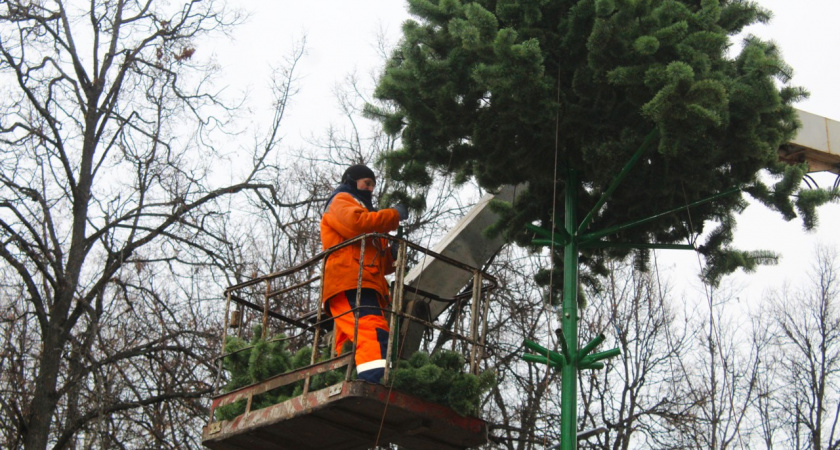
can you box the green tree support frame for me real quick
[521,132,738,450]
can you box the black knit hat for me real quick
[342,164,376,184]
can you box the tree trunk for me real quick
[24,314,67,450]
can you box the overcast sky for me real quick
[212,0,840,305]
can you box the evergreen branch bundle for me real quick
[215,326,343,421]
[371,0,835,288]
[389,350,496,416]
[215,326,493,420]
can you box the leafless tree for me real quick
[577,259,692,450]
[766,245,840,450]
[0,1,307,448]
[752,309,783,449]
[479,247,563,450]
[659,278,770,449]
[6,2,807,449]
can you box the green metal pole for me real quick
[561,169,579,450]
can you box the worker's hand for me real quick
[393,204,409,221]
[390,242,399,261]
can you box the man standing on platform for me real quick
[320,164,408,383]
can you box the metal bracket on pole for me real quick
[527,223,571,248]
[580,241,695,251]
[522,339,566,369]
[579,348,621,370]
[555,328,572,365]
[578,187,741,245]
[577,334,605,362]
[522,334,619,372]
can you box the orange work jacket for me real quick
[320,192,400,304]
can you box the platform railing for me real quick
[207,234,497,422]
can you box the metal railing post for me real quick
[211,291,234,415]
[305,257,330,394]
[384,238,407,384]
[469,270,482,375]
[261,281,270,339]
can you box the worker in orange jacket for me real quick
[321,164,408,383]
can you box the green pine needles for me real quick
[215,326,343,421]
[370,0,838,287]
[390,350,496,416]
[215,326,493,420]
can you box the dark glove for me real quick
[390,242,399,261]
[393,204,409,221]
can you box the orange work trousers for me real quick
[327,289,389,382]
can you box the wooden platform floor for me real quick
[202,380,487,450]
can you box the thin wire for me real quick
[652,249,683,375]
[678,183,717,375]
[649,187,710,438]
[547,60,564,340]
[679,182,714,307]
[540,61,564,449]
[654,246,707,440]
[681,181,730,446]
[374,173,457,448]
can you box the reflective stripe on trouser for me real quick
[327,289,389,382]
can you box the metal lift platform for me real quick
[202,234,496,450]
[202,378,487,450]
